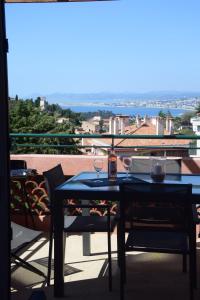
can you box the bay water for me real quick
[62,105,187,117]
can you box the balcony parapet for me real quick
[10,154,200,175]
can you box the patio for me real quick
[11,231,200,300]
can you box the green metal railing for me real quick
[9,133,199,152]
[10,133,198,139]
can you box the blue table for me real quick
[54,172,200,297]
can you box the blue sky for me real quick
[5,0,200,97]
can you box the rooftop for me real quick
[82,122,190,151]
[10,152,200,299]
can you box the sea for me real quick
[61,105,188,117]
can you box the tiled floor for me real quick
[11,233,200,300]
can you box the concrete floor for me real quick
[11,233,200,300]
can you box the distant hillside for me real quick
[43,91,200,105]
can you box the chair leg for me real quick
[107,230,112,291]
[117,224,126,282]
[12,254,46,278]
[120,265,125,300]
[47,223,53,286]
[189,257,194,300]
[189,242,194,300]
[117,223,120,267]
[63,232,67,263]
[182,254,187,273]
[193,247,197,289]
[119,233,125,300]
[118,214,126,300]
[47,231,66,287]
[192,228,197,289]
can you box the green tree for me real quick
[195,102,200,114]
[158,110,166,118]
[9,97,81,154]
[35,97,41,107]
[166,110,172,117]
[180,111,195,126]
[173,111,195,133]
[99,119,104,133]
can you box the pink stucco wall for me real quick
[10,154,200,175]
[10,154,124,175]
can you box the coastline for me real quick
[61,104,190,117]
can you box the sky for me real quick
[5,0,200,97]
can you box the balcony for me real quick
[10,133,200,300]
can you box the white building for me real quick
[190,115,200,156]
[81,120,100,133]
[40,97,47,111]
[56,117,69,124]
[109,115,129,134]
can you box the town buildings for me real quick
[80,114,191,157]
[190,115,200,156]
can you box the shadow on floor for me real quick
[11,250,200,300]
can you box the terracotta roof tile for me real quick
[82,122,190,149]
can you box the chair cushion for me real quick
[64,216,116,232]
[125,229,189,252]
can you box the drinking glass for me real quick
[93,158,103,179]
[122,157,132,180]
[150,157,166,182]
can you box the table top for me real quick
[55,172,200,203]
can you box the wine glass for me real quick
[122,157,132,180]
[93,158,103,180]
